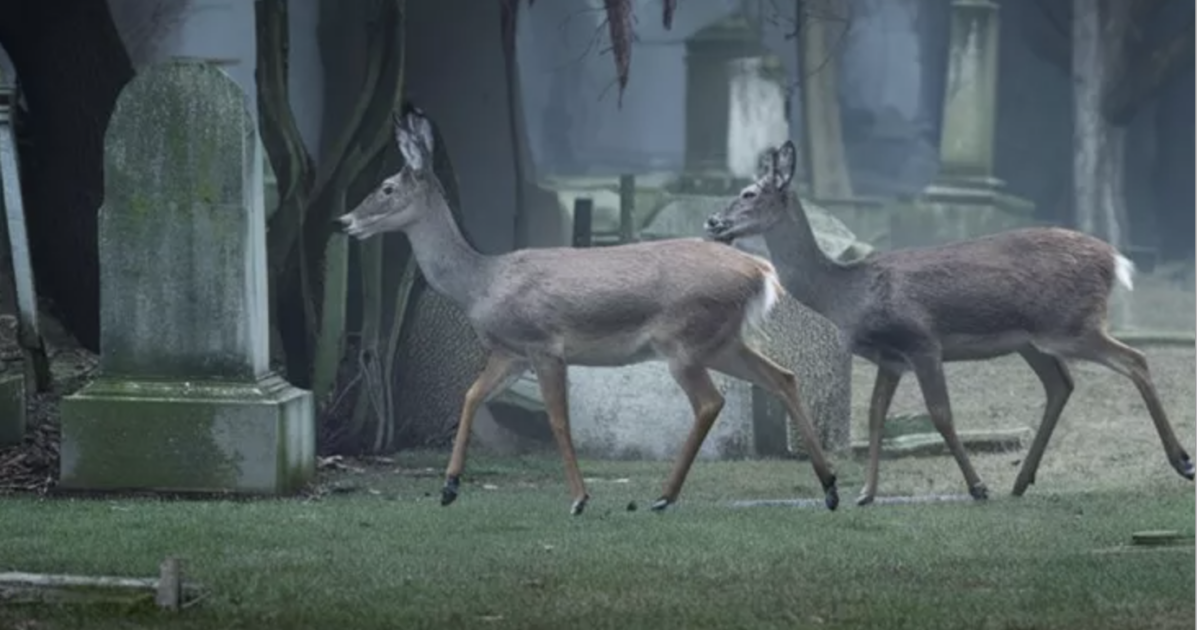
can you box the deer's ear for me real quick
[755,148,775,180]
[773,141,797,189]
[410,110,435,156]
[394,109,431,171]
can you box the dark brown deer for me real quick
[334,106,839,515]
[705,140,1194,505]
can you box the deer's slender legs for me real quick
[1012,345,1075,496]
[443,352,529,506]
[1072,331,1194,481]
[529,355,591,515]
[650,362,725,511]
[908,352,988,500]
[857,367,902,506]
[707,342,839,510]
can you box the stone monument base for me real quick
[59,374,313,495]
[0,370,25,445]
[567,362,758,461]
[891,181,1039,250]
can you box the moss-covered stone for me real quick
[0,369,25,446]
[59,374,313,495]
[63,61,313,495]
[98,60,270,382]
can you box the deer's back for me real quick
[472,239,774,364]
[854,228,1118,357]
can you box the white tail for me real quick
[705,139,1195,505]
[1114,253,1135,291]
[334,107,839,515]
[740,265,782,343]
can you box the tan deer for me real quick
[705,140,1194,506]
[334,106,839,515]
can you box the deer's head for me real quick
[335,104,436,240]
[705,140,796,244]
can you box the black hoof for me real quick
[855,492,874,507]
[1177,453,1194,481]
[441,475,460,506]
[650,497,673,512]
[822,475,839,511]
[969,483,989,501]
[570,495,589,516]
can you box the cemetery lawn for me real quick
[0,450,1193,630]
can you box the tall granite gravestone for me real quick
[59,61,314,494]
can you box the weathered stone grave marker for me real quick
[59,60,314,494]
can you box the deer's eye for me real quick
[382,184,395,195]
[740,190,757,200]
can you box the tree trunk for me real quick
[797,0,854,199]
[1074,0,1140,247]
[1074,0,1135,327]
[1071,0,1103,238]
[0,0,135,351]
[500,0,528,249]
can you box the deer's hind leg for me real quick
[529,355,591,516]
[651,361,725,511]
[706,342,839,511]
[1068,331,1194,482]
[443,352,529,506]
[1012,345,1075,496]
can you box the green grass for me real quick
[0,451,1194,630]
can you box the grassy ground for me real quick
[0,345,1194,629]
[0,453,1194,628]
[0,457,1193,630]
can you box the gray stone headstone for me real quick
[60,61,313,495]
[98,61,268,380]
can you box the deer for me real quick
[333,106,840,516]
[704,140,1195,507]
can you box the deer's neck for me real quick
[404,195,491,309]
[763,198,863,325]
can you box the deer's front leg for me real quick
[652,361,725,511]
[857,367,901,506]
[1012,346,1074,496]
[443,353,528,507]
[530,355,590,515]
[909,351,988,500]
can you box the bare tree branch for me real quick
[1023,0,1071,74]
[604,0,634,107]
[1104,24,1195,125]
